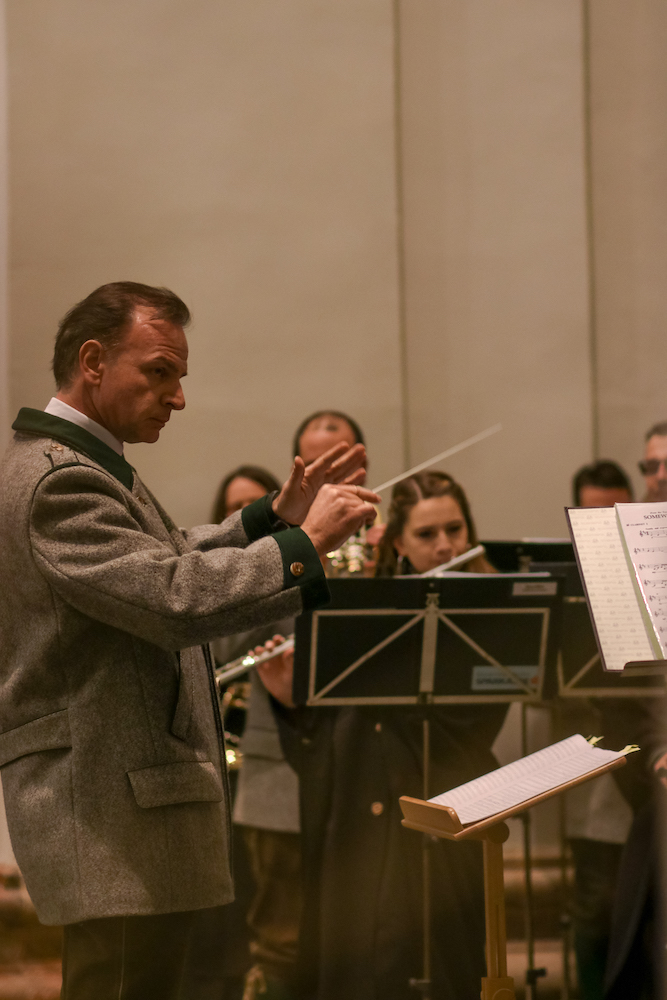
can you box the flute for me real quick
[216,634,295,688]
[419,544,486,577]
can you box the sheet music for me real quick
[429,735,625,825]
[616,502,667,658]
[567,506,654,671]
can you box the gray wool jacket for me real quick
[0,409,328,926]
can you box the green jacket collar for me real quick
[12,408,135,491]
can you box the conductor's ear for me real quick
[79,340,105,386]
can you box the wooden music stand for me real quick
[399,753,629,1000]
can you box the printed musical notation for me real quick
[616,502,667,659]
[567,507,654,672]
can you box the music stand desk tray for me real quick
[399,756,626,842]
[293,576,562,707]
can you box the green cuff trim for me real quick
[274,528,330,612]
[241,494,281,541]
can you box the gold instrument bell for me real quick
[326,526,376,577]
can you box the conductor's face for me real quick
[86,307,188,444]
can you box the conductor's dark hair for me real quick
[375,471,492,577]
[52,282,191,389]
[292,410,365,458]
[212,465,281,523]
[572,460,633,505]
[645,421,667,441]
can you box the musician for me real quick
[292,410,365,468]
[212,465,281,522]
[197,464,288,1000]
[572,460,633,507]
[603,699,666,999]
[556,461,636,1000]
[233,411,367,1000]
[260,472,507,1000]
[0,282,378,1000]
[640,421,667,502]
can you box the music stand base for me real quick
[408,977,431,997]
[481,976,515,1000]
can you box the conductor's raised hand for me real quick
[301,483,379,557]
[272,442,368,525]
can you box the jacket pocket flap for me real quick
[0,710,71,767]
[127,760,223,809]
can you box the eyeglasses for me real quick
[638,459,667,475]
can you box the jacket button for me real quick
[137,496,148,506]
[375,722,382,733]
[51,443,64,452]
[290,561,305,577]
[371,801,384,816]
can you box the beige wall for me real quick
[0,0,15,869]
[7,0,404,526]
[5,1,666,539]
[0,0,7,453]
[397,0,591,537]
[588,0,667,500]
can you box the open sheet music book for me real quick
[429,735,630,826]
[567,502,667,672]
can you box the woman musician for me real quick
[258,471,507,1000]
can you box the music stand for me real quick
[293,575,563,1000]
[294,576,562,708]
[481,540,575,574]
[530,562,666,699]
[399,749,629,1000]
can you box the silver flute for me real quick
[215,635,295,688]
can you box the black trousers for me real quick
[61,907,227,1000]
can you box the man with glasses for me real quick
[639,421,667,501]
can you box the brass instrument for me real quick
[219,680,250,770]
[325,526,376,577]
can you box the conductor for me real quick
[0,282,378,1000]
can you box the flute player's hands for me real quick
[253,634,295,708]
[272,442,368,525]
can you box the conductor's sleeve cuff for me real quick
[241,493,283,541]
[273,527,330,612]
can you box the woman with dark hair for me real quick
[209,462,298,1000]
[375,470,494,576]
[212,465,281,523]
[262,472,507,1000]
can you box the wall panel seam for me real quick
[392,0,411,470]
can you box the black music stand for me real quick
[481,539,575,574]
[294,576,562,707]
[530,562,666,699]
[293,575,563,1000]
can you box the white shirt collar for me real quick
[44,398,124,456]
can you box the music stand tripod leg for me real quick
[410,716,432,999]
[480,824,515,1000]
